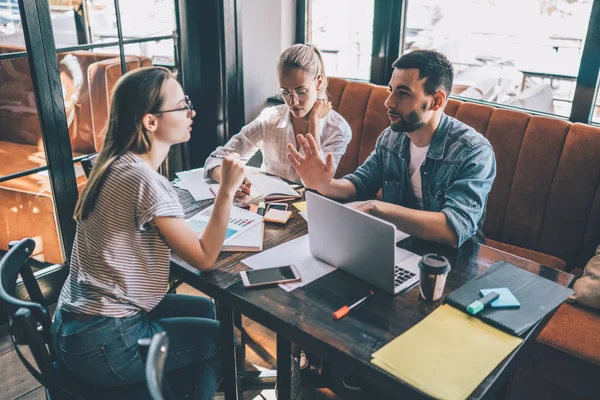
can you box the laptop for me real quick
[306,191,421,294]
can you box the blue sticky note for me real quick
[480,288,520,308]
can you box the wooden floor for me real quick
[1,284,340,400]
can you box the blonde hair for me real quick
[74,66,176,221]
[277,43,328,97]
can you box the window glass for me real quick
[404,0,593,117]
[118,0,176,38]
[593,86,600,123]
[0,58,44,177]
[48,0,118,48]
[0,55,74,265]
[308,0,374,81]
[0,0,25,47]
[124,38,175,67]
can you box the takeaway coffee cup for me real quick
[418,254,451,301]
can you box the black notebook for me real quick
[445,261,573,336]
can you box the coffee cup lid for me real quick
[418,254,451,274]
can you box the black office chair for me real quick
[0,238,150,400]
[138,332,173,400]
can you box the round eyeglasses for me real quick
[279,88,309,102]
[155,95,194,114]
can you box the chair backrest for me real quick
[81,153,99,178]
[138,332,173,400]
[0,238,61,394]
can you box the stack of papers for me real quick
[371,305,523,400]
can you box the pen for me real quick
[257,201,266,216]
[466,291,500,315]
[333,290,375,320]
[211,155,249,161]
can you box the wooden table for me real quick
[171,190,574,400]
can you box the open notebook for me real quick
[210,174,301,206]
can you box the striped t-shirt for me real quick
[58,153,184,317]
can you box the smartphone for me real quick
[267,203,289,212]
[240,265,301,288]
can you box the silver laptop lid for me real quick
[306,191,397,294]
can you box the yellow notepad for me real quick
[292,201,307,211]
[371,305,523,400]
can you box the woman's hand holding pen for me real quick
[236,177,252,199]
[220,154,246,198]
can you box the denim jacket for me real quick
[344,113,496,247]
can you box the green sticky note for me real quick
[480,288,520,308]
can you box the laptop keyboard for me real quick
[394,265,416,288]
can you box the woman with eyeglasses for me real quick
[205,43,352,195]
[51,67,246,399]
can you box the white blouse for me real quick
[204,104,352,183]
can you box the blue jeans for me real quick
[51,294,221,400]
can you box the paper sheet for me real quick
[371,305,523,400]
[176,168,215,201]
[242,235,336,292]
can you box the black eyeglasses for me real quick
[155,95,194,114]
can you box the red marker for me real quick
[333,290,375,320]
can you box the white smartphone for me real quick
[267,202,289,211]
[240,265,301,288]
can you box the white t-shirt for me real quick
[409,141,430,209]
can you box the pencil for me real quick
[211,155,249,161]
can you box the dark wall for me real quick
[178,0,244,168]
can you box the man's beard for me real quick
[390,100,429,133]
[390,111,426,133]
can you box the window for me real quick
[593,84,600,123]
[0,0,180,271]
[403,0,593,117]
[307,0,375,81]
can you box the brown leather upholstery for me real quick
[537,303,600,366]
[486,239,566,271]
[327,77,600,273]
[88,56,153,151]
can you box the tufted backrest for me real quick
[327,77,600,271]
[88,56,153,151]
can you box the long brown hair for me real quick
[277,43,328,97]
[74,66,175,221]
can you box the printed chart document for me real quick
[242,235,336,292]
[186,205,262,245]
[176,168,214,201]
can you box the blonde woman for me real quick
[205,43,352,196]
[51,67,246,400]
